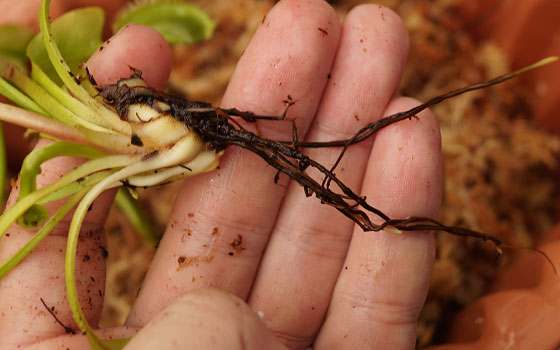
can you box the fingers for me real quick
[0,0,123,31]
[125,288,285,350]
[247,5,409,348]
[0,25,172,348]
[315,97,442,349]
[22,290,286,350]
[17,327,138,350]
[0,0,66,29]
[127,0,341,327]
[87,24,173,90]
[0,140,114,347]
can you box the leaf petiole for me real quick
[30,62,115,132]
[115,188,158,247]
[0,154,141,238]
[0,179,104,279]
[38,0,130,135]
[18,141,107,200]
[0,74,46,115]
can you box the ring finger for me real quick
[127,0,342,327]
[248,5,409,348]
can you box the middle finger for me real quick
[127,0,341,327]
[248,5,409,348]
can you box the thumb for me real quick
[86,23,173,91]
[125,288,285,350]
[0,23,172,348]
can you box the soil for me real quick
[99,0,560,347]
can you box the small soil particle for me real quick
[230,234,245,252]
[98,245,108,259]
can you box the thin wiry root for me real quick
[98,61,559,273]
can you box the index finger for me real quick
[127,0,342,326]
[0,24,172,348]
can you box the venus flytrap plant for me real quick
[115,189,158,247]
[27,6,104,84]
[0,122,4,203]
[37,8,132,137]
[0,172,110,279]
[0,0,557,349]
[15,142,106,228]
[0,1,218,347]
[0,25,35,203]
[0,25,34,72]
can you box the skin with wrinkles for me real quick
[0,1,442,349]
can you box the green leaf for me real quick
[27,7,104,84]
[0,25,34,71]
[18,141,106,202]
[38,170,113,205]
[0,26,34,58]
[113,1,215,44]
[0,75,48,116]
[116,188,158,247]
[0,153,138,239]
[0,122,5,205]
[36,1,131,135]
[29,61,115,132]
[0,186,90,279]
[13,141,106,230]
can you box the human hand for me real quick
[0,0,442,349]
[0,0,127,166]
